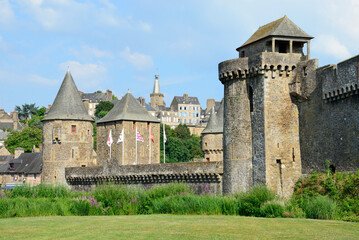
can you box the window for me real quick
[180,119,182,124]
[180,106,182,110]
[193,113,195,117]
[71,125,76,133]
[196,113,199,117]
[34,174,37,180]
[189,119,191,124]
[240,51,245,57]
[184,106,187,110]
[72,149,75,158]
[184,119,187,124]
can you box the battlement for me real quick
[320,55,359,101]
[219,52,302,83]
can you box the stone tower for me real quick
[219,16,313,197]
[97,92,160,166]
[202,101,224,162]
[150,73,165,109]
[42,70,96,184]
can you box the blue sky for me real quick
[1,0,359,113]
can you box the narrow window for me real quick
[206,158,210,162]
[72,149,75,158]
[292,148,295,162]
[71,125,76,133]
[241,51,245,57]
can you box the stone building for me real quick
[202,101,223,162]
[219,15,359,198]
[170,94,201,125]
[80,89,113,117]
[42,70,97,184]
[0,109,20,131]
[0,148,42,187]
[149,73,165,110]
[97,92,160,166]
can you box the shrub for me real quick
[236,185,276,217]
[302,195,337,220]
[10,184,73,199]
[260,201,284,218]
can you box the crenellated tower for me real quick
[42,70,96,184]
[219,16,316,197]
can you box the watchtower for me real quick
[219,16,314,197]
[42,70,96,184]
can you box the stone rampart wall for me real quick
[66,161,223,194]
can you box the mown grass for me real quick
[0,215,358,240]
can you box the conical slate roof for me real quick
[97,92,160,123]
[202,101,224,134]
[238,15,313,50]
[152,73,161,94]
[42,71,93,121]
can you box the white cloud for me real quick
[59,61,107,90]
[120,47,154,71]
[27,74,58,85]
[313,35,351,60]
[14,0,152,32]
[71,45,113,59]
[0,0,15,26]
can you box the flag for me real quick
[136,130,144,142]
[150,128,154,143]
[107,130,113,147]
[117,128,124,143]
[163,124,167,143]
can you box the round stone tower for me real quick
[42,70,96,184]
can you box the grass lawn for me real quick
[0,215,358,240]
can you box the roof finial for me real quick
[127,89,130,93]
[67,66,70,73]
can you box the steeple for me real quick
[153,73,161,94]
[43,71,93,121]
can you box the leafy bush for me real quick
[260,201,284,218]
[301,195,337,220]
[10,184,74,199]
[236,185,276,217]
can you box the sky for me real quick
[1,0,359,113]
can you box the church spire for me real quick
[152,73,161,94]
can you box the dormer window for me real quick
[9,163,14,170]
[241,51,245,57]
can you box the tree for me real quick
[95,101,114,118]
[4,127,42,153]
[160,124,203,163]
[15,103,39,120]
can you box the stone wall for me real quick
[298,55,359,174]
[66,161,223,194]
[97,120,160,166]
[42,120,96,184]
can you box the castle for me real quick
[40,16,359,197]
[219,16,359,197]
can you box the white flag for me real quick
[117,128,124,143]
[163,124,167,143]
[107,130,113,147]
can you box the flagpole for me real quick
[163,124,166,164]
[135,126,137,165]
[149,125,151,164]
[122,128,125,165]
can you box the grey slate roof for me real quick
[239,15,313,49]
[97,92,160,123]
[202,101,224,134]
[0,155,14,164]
[0,123,13,131]
[0,130,10,141]
[0,152,42,174]
[42,71,93,122]
[173,96,200,105]
[81,92,109,103]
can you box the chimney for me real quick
[206,99,215,113]
[14,147,24,158]
[184,93,189,101]
[0,109,5,115]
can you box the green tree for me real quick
[112,94,119,100]
[36,107,46,117]
[4,127,42,153]
[95,101,114,118]
[15,103,39,120]
[174,124,191,139]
